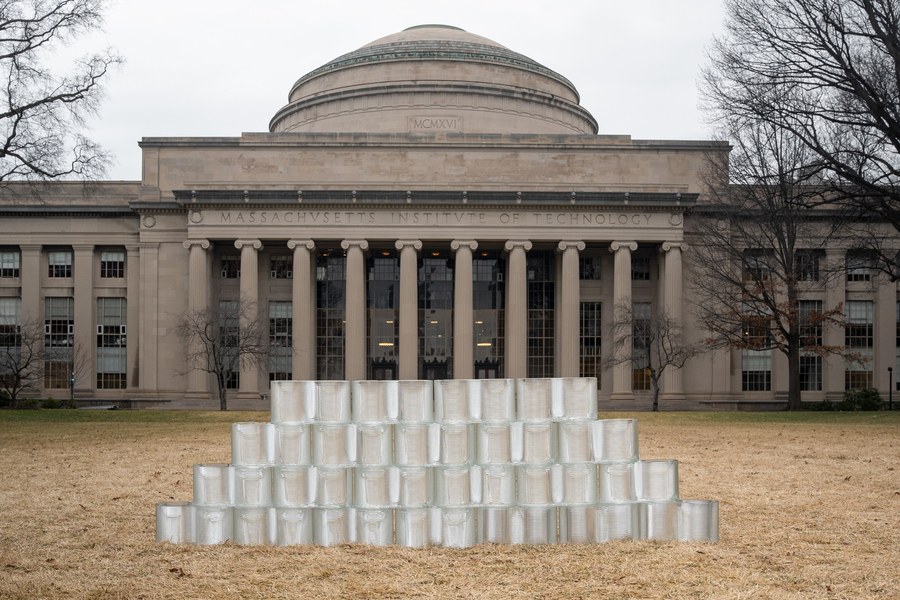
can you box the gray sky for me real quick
[70,0,726,181]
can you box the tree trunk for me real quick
[785,333,803,411]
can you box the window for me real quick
[631,257,650,281]
[367,256,398,380]
[0,251,19,278]
[845,300,874,389]
[317,256,346,380]
[794,250,821,282]
[579,256,601,280]
[0,298,21,388]
[632,302,651,391]
[580,302,601,386]
[220,300,240,389]
[48,251,72,278]
[798,300,822,391]
[221,256,240,278]
[44,297,74,389]
[526,252,554,378]
[100,252,124,278]
[270,255,293,279]
[474,253,505,379]
[418,255,453,380]
[269,301,292,381]
[97,298,126,389]
[743,249,771,282]
[846,250,873,282]
[742,301,771,391]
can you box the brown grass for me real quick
[1,411,899,599]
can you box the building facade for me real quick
[0,25,897,409]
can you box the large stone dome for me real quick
[269,25,598,135]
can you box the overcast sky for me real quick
[67,0,726,181]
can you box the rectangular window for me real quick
[795,250,821,282]
[317,256,346,380]
[0,251,20,278]
[100,252,125,279]
[580,302,601,387]
[742,351,772,391]
[526,252,554,378]
[632,302,651,390]
[798,300,822,391]
[0,298,21,388]
[743,249,771,282]
[845,300,874,389]
[473,253,505,379]
[48,251,72,278]
[846,250,873,282]
[367,256,398,381]
[221,256,240,279]
[579,256,601,280]
[97,298,126,389]
[44,297,74,389]
[631,257,651,281]
[220,300,240,389]
[418,255,453,380]
[270,255,293,279]
[269,301,292,381]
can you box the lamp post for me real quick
[889,367,893,411]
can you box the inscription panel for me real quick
[408,115,463,133]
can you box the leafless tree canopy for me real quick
[0,316,43,400]
[0,0,121,185]
[703,0,900,278]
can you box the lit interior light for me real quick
[382,252,390,256]
[430,320,438,324]
[431,252,439,256]
[475,321,483,324]
[386,320,394,324]
[477,342,492,347]
[378,342,394,347]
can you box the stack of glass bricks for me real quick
[156,378,718,546]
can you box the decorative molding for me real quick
[661,242,687,253]
[182,239,211,250]
[394,240,423,251]
[141,215,156,229]
[188,209,204,224]
[234,239,263,251]
[557,240,586,253]
[668,213,684,227]
[287,239,316,251]
[450,240,478,252]
[341,239,369,252]
[609,241,638,253]
[504,240,532,253]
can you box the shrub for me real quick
[61,398,77,409]
[841,388,885,411]
[21,398,40,410]
[42,397,61,409]
[0,389,10,408]
[804,399,835,411]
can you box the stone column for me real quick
[660,242,686,401]
[452,240,478,379]
[342,240,368,381]
[823,248,846,399]
[609,241,637,402]
[557,241,585,377]
[139,243,159,395]
[505,240,532,379]
[875,274,896,394]
[288,240,316,380]
[72,244,94,397]
[235,239,263,400]
[125,245,140,392]
[19,245,42,323]
[183,239,211,400]
[396,240,422,380]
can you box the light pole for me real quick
[889,367,893,411]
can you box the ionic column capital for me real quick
[504,240,532,253]
[18,244,42,253]
[234,239,263,251]
[287,239,316,251]
[451,240,478,252]
[660,242,687,253]
[557,240,586,253]
[395,240,423,251]
[609,241,638,253]
[341,239,369,252]
[182,239,210,250]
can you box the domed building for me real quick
[0,26,893,410]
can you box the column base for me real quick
[658,392,686,403]
[608,391,635,402]
[235,391,262,401]
[184,390,211,401]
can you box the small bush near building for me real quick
[0,390,10,408]
[21,398,40,410]
[42,397,61,409]
[805,389,886,411]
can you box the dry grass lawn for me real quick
[0,410,898,599]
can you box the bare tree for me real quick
[603,302,707,412]
[0,316,43,401]
[702,0,900,279]
[0,0,122,188]
[43,336,91,405]
[689,118,850,410]
[172,296,270,411]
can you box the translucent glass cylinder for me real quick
[396,507,432,547]
[355,466,395,508]
[356,508,394,546]
[234,507,273,545]
[558,377,598,420]
[516,378,553,421]
[352,380,398,423]
[520,421,557,464]
[561,463,598,505]
[156,502,194,544]
[275,507,313,546]
[312,424,353,467]
[477,422,512,465]
[356,424,393,466]
[434,379,477,422]
[678,500,719,542]
[480,465,516,506]
[439,423,475,465]
[314,466,353,507]
[439,507,477,548]
[273,466,313,507]
[193,464,234,507]
[270,380,316,424]
[194,506,233,545]
[435,466,474,507]
[396,467,434,507]
[479,379,515,421]
[517,465,554,507]
[558,420,594,463]
[315,381,351,423]
[559,505,597,544]
[233,466,272,507]
[635,460,679,501]
[232,422,273,466]
[593,419,638,463]
[274,424,311,466]
[397,380,433,423]
[478,507,511,544]
[641,501,679,541]
[599,463,636,503]
[597,502,641,542]
[395,423,431,466]
[510,506,557,545]
[314,508,351,546]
